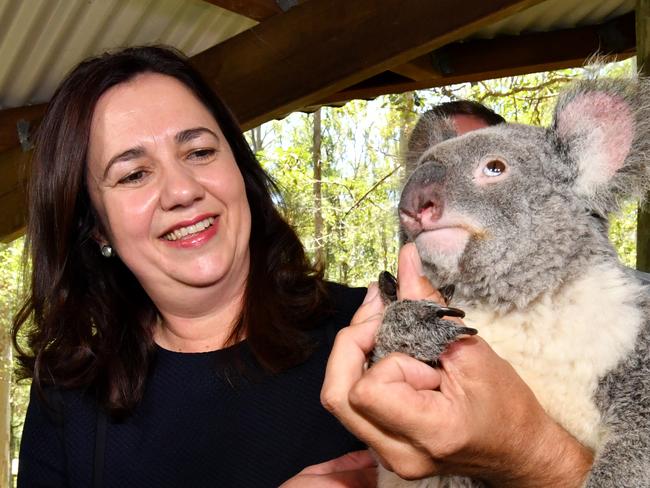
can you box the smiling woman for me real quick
[12,46,372,487]
[86,73,253,349]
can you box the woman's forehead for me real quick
[88,73,222,159]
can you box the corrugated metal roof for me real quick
[0,0,256,109]
[473,0,634,38]
[0,0,638,111]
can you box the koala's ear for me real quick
[551,78,650,214]
[404,110,457,173]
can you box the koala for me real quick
[373,77,650,487]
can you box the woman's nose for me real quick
[159,162,205,210]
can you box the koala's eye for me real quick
[482,160,506,177]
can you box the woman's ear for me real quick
[92,228,114,257]
[404,111,457,173]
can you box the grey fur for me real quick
[372,299,476,364]
[588,309,650,486]
[374,77,650,487]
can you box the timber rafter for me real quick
[0,0,639,240]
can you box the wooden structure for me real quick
[637,0,650,270]
[0,0,641,244]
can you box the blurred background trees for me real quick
[251,59,637,284]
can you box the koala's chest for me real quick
[459,267,643,450]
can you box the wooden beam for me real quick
[0,104,45,153]
[318,13,636,103]
[191,0,546,130]
[201,0,282,21]
[391,56,439,82]
[636,0,650,271]
[0,146,29,242]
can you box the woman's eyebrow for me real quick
[175,127,219,144]
[103,146,145,179]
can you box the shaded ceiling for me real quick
[0,0,639,240]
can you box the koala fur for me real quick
[375,77,650,487]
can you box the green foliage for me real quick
[610,201,638,267]
[0,238,30,479]
[252,59,638,282]
[256,100,406,285]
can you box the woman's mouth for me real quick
[162,216,216,241]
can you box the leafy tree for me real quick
[0,238,29,486]
[252,60,638,284]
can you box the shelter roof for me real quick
[0,0,638,240]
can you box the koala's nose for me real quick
[398,162,446,237]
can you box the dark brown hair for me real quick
[13,46,328,415]
[428,100,505,126]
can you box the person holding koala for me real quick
[323,80,650,487]
[323,100,594,486]
[322,245,594,487]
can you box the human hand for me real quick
[321,243,455,478]
[279,450,377,487]
[322,243,593,486]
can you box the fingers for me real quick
[440,335,496,380]
[321,283,386,434]
[397,244,464,324]
[298,450,377,475]
[322,284,383,406]
[358,352,442,392]
[322,289,440,473]
[314,467,377,487]
[397,243,442,302]
[349,353,444,433]
[282,451,377,487]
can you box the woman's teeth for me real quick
[163,217,215,241]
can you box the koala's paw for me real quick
[372,299,476,365]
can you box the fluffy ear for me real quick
[551,77,650,215]
[404,110,457,173]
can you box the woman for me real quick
[13,46,375,487]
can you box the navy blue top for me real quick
[18,283,366,487]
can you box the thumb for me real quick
[397,243,443,303]
[298,450,377,475]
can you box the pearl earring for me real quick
[100,244,114,258]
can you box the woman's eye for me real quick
[482,160,506,177]
[118,170,147,184]
[188,148,216,160]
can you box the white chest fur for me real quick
[460,265,644,449]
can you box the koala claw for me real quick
[435,306,466,319]
[439,284,455,304]
[378,270,398,303]
[377,271,460,312]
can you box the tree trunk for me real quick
[249,126,264,153]
[312,108,324,265]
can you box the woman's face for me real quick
[86,73,251,300]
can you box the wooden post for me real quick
[637,0,650,271]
